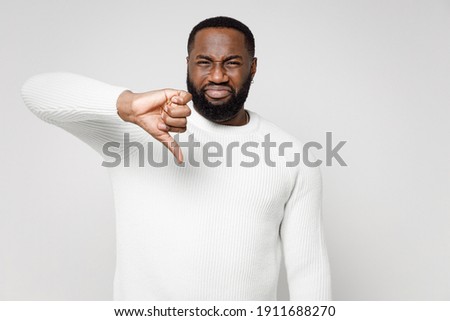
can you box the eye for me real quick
[197,60,211,66]
[226,61,241,67]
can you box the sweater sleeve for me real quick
[280,163,332,300]
[21,72,144,157]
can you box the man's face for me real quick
[186,27,257,122]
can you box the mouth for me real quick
[203,86,232,100]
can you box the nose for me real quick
[209,62,229,83]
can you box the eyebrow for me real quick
[195,54,243,62]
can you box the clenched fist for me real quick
[116,89,192,164]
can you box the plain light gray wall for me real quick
[1,0,449,300]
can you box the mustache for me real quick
[201,83,234,93]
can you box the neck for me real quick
[215,108,248,126]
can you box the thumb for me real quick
[156,132,184,164]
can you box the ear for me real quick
[186,56,189,64]
[250,57,257,80]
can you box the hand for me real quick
[117,89,192,164]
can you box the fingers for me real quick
[164,89,192,105]
[157,121,186,133]
[163,101,191,118]
[158,100,190,133]
[173,91,192,105]
[161,111,187,128]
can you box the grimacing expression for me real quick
[186,27,257,122]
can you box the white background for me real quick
[1,0,449,300]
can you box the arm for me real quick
[21,72,139,156]
[280,164,332,300]
[21,72,129,124]
[21,72,192,162]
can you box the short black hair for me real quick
[187,16,255,58]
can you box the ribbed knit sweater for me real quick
[21,72,331,301]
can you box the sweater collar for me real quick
[188,105,259,136]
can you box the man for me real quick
[21,16,331,300]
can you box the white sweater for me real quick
[21,72,331,301]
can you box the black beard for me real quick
[186,71,253,123]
